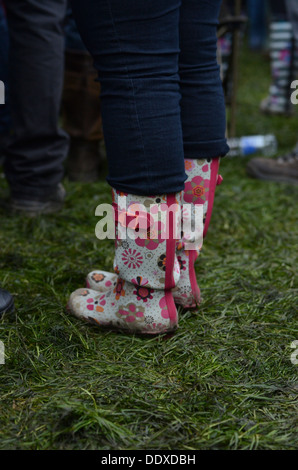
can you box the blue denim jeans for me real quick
[0,1,10,136]
[71,0,229,196]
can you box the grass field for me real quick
[0,44,297,450]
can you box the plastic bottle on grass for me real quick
[227,135,277,157]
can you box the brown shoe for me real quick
[247,145,298,184]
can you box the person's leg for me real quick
[64,3,86,52]
[247,0,267,51]
[62,5,104,182]
[260,21,294,115]
[70,0,186,196]
[179,0,228,162]
[0,3,13,317]
[286,0,298,83]
[4,0,69,203]
[0,1,10,153]
[62,49,104,182]
[179,0,228,163]
[68,0,186,334]
[173,0,228,307]
[260,0,295,115]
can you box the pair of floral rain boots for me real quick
[67,158,222,334]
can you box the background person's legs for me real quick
[0,1,10,157]
[247,0,267,51]
[0,2,13,316]
[4,0,69,202]
[62,4,105,183]
[260,0,296,115]
[247,0,298,183]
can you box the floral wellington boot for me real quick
[172,158,222,307]
[86,158,222,309]
[67,190,182,334]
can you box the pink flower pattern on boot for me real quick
[184,175,210,205]
[122,249,143,269]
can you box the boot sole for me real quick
[65,302,177,337]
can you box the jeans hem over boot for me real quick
[183,140,230,161]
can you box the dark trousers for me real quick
[65,4,86,51]
[71,0,229,196]
[0,2,10,137]
[4,0,69,200]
